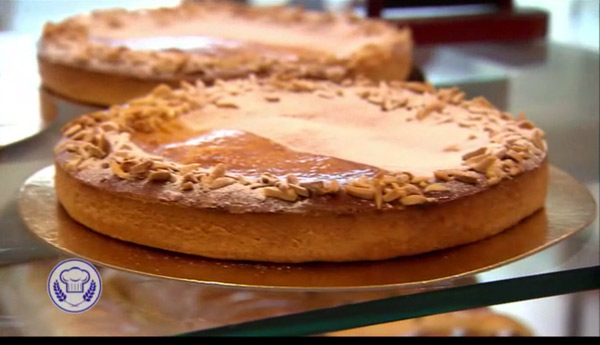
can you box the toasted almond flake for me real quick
[469,155,497,173]
[264,94,280,102]
[434,170,453,182]
[214,98,238,108]
[63,124,82,137]
[277,180,290,191]
[411,176,431,184]
[300,181,324,192]
[344,185,375,200]
[325,180,340,194]
[110,160,131,179]
[451,92,465,104]
[401,194,429,206]
[425,183,449,192]
[147,159,169,169]
[181,181,194,191]
[415,101,444,120]
[86,144,106,158]
[453,171,480,184]
[129,160,153,174]
[352,176,371,189]
[462,147,487,161]
[472,96,494,108]
[64,157,83,171]
[508,166,522,176]
[249,182,270,189]
[209,177,236,189]
[182,173,198,183]
[443,144,460,152]
[263,186,298,202]
[467,105,490,114]
[210,163,227,179]
[505,150,523,162]
[179,163,201,175]
[289,184,310,197]
[237,175,252,185]
[373,179,383,209]
[517,120,535,129]
[404,82,434,94]
[399,184,422,195]
[99,121,120,132]
[383,189,405,202]
[148,170,172,182]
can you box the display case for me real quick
[0,33,598,336]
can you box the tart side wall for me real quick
[54,162,548,263]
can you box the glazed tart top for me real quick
[39,1,412,83]
[55,77,547,214]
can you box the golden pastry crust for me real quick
[53,78,549,263]
[38,1,412,106]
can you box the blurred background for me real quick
[1,0,598,51]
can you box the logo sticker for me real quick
[47,259,102,313]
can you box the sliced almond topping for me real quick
[452,171,480,184]
[263,186,298,202]
[434,170,453,182]
[210,163,227,179]
[462,147,487,161]
[182,173,198,183]
[264,94,280,102]
[416,101,444,120]
[450,92,465,104]
[505,150,523,162]
[403,82,434,94]
[148,170,172,182]
[517,120,535,129]
[130,160,153,174]
[469,155,497,173]
[373,179,383,209]
[401,194,429,206]
[508,166,522,176]
[425,183,449,192]
[344,185,375,200]
[443,144,460,152]
[324,180,340,194]
[214,98,238,109]
[86,144,106,158]
[411,176,431,184]
[382,189,405,202]
[110,160,131,179]
[399,184,422,196]
[209,177,236,189]
[236,175,252,185]
[289,184,310,197]
[181,181,194,191]
[63,124,82,137]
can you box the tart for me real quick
[38,1,412,106]
[54,77,549,263]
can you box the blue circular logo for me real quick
[47,259,102,313]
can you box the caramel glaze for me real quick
[132,128,379,183]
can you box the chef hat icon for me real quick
[59,267,90,293]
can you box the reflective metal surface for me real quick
[18,165,596,291]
